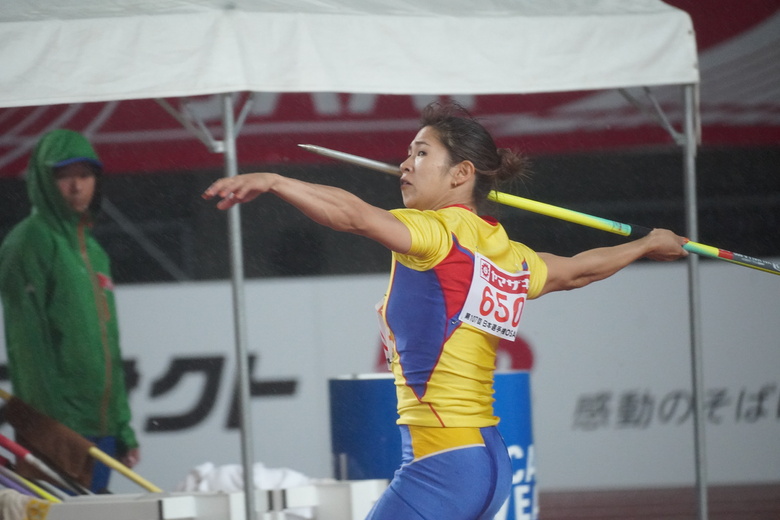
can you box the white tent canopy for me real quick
[1,0,697,105]
[1,1,706,518]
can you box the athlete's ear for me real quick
[451,160,475,187]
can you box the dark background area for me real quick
[2,146,777,284]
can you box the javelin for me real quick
[0,432,83,494]
[0,388,163,493]
[298,144,780,276]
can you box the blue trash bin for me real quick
[493,371,537,520]
[329,373,399,481]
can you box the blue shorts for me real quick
[365,425,511,520]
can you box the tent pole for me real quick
[222,93,258,520]
[683,84,708,520]
[100,198,190,281]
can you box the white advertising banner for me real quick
[0,261,778,494]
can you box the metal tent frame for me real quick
[0,2,706,518]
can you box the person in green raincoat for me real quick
[0,129,139,492]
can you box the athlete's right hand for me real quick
[202,172,279,210]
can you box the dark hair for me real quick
[419,102,528,207]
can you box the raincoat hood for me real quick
[26,129,103,227]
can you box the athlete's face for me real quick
[54,162,96,214]
[399,126,457,211]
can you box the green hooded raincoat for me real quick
[0,129,137,453]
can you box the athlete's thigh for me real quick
[365,485,428,520]
[367,445,494,520]
[478,427,513,519]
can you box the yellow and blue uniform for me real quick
[368,205,547,520]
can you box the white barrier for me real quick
[44,480,387,520]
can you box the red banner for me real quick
[1,1,777,178]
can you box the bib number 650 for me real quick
[480,286,524,328]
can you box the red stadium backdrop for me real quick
[0,1,778,179]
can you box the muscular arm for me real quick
[537,228,688,297]
[203,173,412,254]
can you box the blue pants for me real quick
[365,426,511,520]
[85,436,117,493]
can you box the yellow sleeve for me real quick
[511,240,548,299]
[390,208,452,270]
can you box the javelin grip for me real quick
[628,224,653,238]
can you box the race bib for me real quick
[459,253,530,340]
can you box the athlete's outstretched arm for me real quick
[202,172,412,254]
[537,228,688,296]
